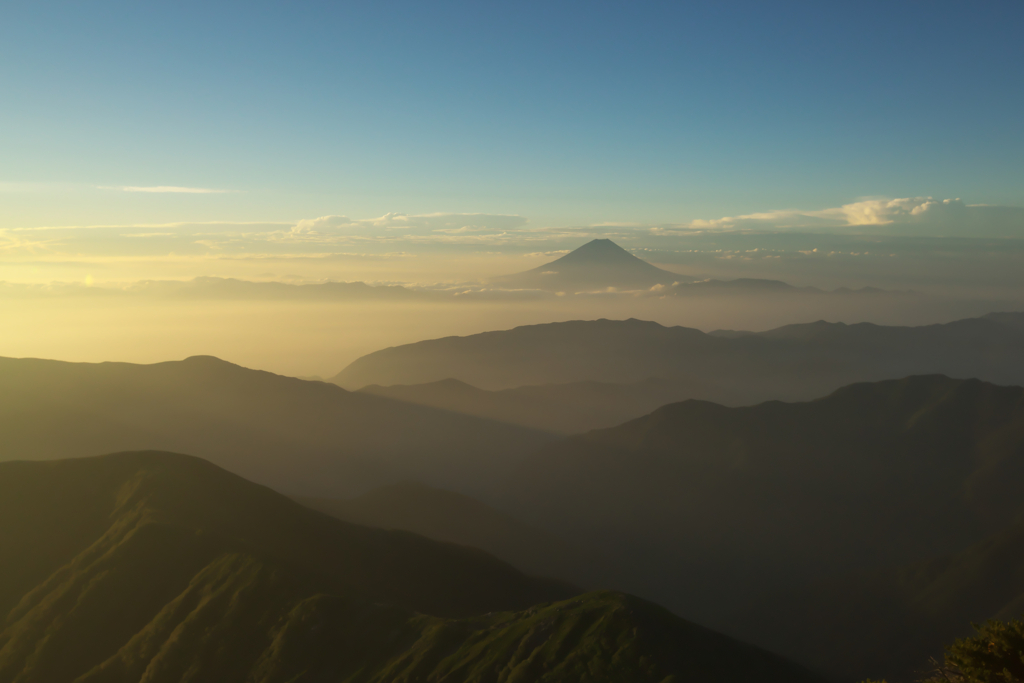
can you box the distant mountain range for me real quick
[0,451,825,683]
[359,377,716,434]
[333,313,1024,411]
[0,277,428,300]
[484,375,1024,681]
[1,240,918,302]
[488,238,891,296]
[301,374,1024,680]
[0,355,554,497]
[6,318,1024,680]
[133,277,426,300]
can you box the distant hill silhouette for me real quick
[0,451,824,683]
[491,239,689,291]
[0,355,554,498]
[133,276,427,300]
[360,377,726,434]
[7,277,429,301]
[488,238,842,295]
[332,313,1024,405]
[661,277,806,295]
[486,375,1024,681]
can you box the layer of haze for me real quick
[4,292,1021,379]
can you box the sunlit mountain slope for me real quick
[0,355,554,498]
[0,451,823,683]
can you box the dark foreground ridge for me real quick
[494,374,1024,681]
[0,451,824,683]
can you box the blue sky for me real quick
[2,2,1024,372]
[2,0,1023,233]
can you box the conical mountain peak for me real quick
[491,238,687,291]
[552,239,644,266]
[576,238,628,252]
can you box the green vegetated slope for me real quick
[0,452,823,683]
[298,482,605,586]
[0,355,554,498]
[489,375,1024,681]
[739,520,1024,682]
[331,313,1024,403]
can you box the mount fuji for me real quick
[491,239,688,291]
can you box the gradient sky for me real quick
[3,2,1024,373]
[3,0,1024,233]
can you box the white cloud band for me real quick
[102,186,231,194]
[681,197,1024,237]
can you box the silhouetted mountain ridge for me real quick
[159,277,422,300]
[333,313,1024,408]
[485,374,1024,681]
[360,376,727,434]
[0,451,824,683]
[0,354,555,498]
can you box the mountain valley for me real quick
[0,451,824,683]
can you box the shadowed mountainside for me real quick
[483,375,1024,681]
[0,451,824,683]
[332,313,1024,403]
[739,519,1024,682]
[0,355,555,498]
[358,377,725,434]
[297,482,600,585]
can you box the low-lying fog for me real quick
[3,290,1021,379]
[5,222,1024,377]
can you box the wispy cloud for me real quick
[0,229,59,253]
[5,198,1022,274]
[290,212,529,238]
[686,197,962,229]
[670,197,1024,238]
[101,186,233,194]
[12,221,289,232]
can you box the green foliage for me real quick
[923,619,1024,683]
[0,451,826,683]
